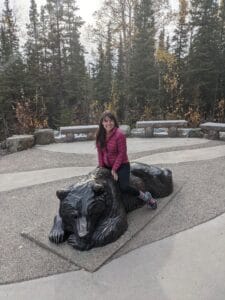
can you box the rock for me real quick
[6,135,34,153]
[34,129,55,145]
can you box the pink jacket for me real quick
[97,128,129,171]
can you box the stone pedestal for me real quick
[145,127,154,137]
[168,126,177,137]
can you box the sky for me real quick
[0,0,178,60]
[2,0,177,26]
[5,0,103,26]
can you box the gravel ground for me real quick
[113,155,225,259]
[0,138,225,284]
[0,139,222,174]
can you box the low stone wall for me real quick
[2,122,225,154]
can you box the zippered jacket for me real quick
[96,127,129,171]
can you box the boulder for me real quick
[6,135,34,153]
[34,129,55,145]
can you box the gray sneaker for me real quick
[144,192,157,209]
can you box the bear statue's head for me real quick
[57,180,110,239]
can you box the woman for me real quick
[96,110,157,209]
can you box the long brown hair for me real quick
[96,111,119,149]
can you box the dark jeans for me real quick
[117,163,140,196]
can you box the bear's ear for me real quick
[92,183,104,195]
[56,189,70,201]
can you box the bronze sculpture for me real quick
[49,162,173,251]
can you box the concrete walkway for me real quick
[0,137,225,299]
[1,213,225,300]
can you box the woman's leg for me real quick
[117,163,157,209]
[117,163,139,196]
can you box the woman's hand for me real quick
[111,169,118,181]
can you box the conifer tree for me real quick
[217,0,225,102]
[172,0,189,71]
[0,0,24,138]
[114,34,126,121]
[43,0,64,127]
[187,0,220,118]
[24,0,41,97]
[37,0,88,127]
[62,0,88,124]
[93,42,107,107]
[129,0,158,120]
[104,22,113,103]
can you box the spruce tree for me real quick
[114,34,126,121]
[104,22,113,103]
[217,0,225,104]
[0,0,25,138]
[62,0,88,124]
[43,0,64,127]
[187,0,220,118]
[129,0,158,120]
[93,42,107,107]
[24,0,41,97]
[172,0,189,71]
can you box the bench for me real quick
[60,125,98,142]
[200,122,225,140]
[136,120,188,137]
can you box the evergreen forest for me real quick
[0,0,225,141]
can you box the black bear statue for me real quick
[49,162,173,251]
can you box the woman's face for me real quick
[102,116,115,133]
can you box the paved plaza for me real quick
[0,137,225,299]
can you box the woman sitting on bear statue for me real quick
[96,110,157,209]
